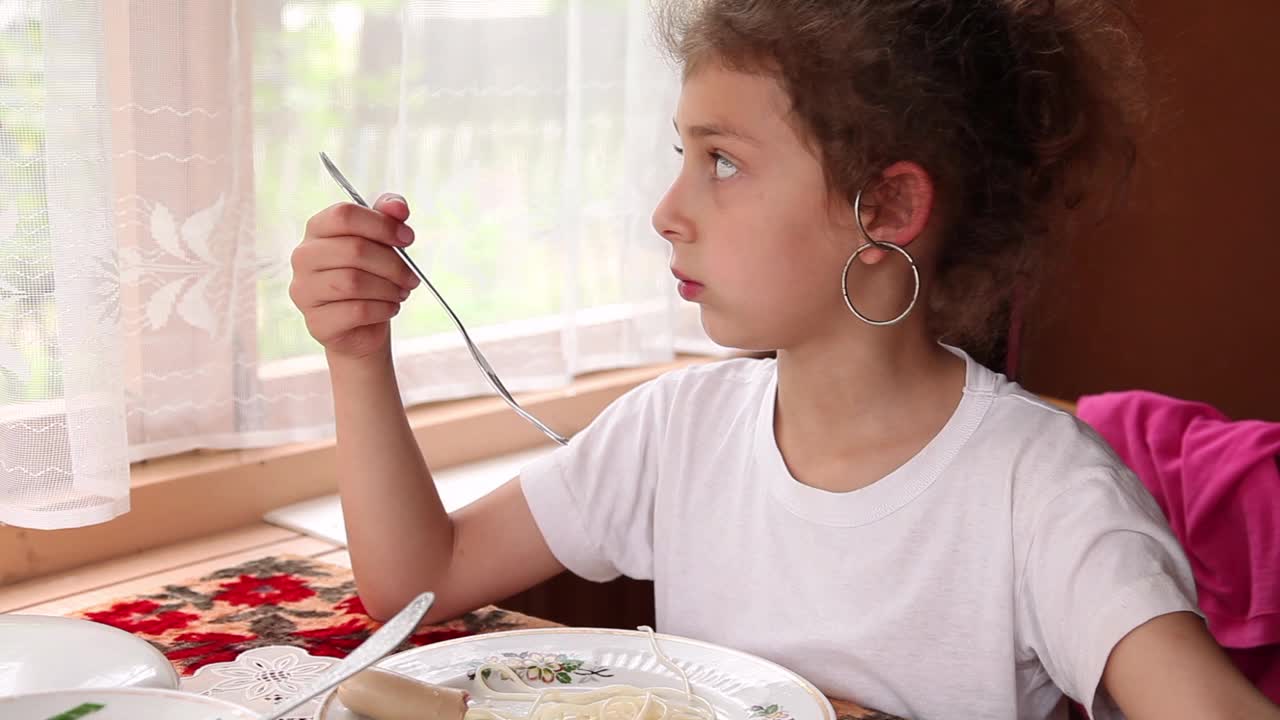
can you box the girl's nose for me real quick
[652,178,693,244]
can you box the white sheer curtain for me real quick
[0,0,713,530]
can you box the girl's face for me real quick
[652,62,862,351]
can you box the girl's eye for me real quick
[672,144,738,180]
[713,153,739,179]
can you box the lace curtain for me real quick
[0,0,710,530]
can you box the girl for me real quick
[289,1,1279,717]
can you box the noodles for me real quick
[461,628,716,720]
[637,625,692,701]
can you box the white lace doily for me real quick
[181,645,338,719]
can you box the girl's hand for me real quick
[290,194,420,361]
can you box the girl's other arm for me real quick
[1102,611,1279,719]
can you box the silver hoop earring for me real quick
[842,189,921,326]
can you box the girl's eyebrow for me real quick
[673,118,760,147]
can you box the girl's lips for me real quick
[677,280,704,301]
[672,269,703,301]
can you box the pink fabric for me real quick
[1077,391,1280,701]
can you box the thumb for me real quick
[374,192,410,222]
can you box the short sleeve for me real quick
[519,375,673,583]
[1016,469,1202,718]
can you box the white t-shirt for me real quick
[520,348,1200,720]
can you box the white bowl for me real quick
[0,614,180,696]
[0,687,258,719]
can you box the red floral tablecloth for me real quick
[67,554,901,720]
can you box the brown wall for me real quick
[500,575,655,630]
[1019,3,1280,421]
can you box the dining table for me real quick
[61,553,905,720]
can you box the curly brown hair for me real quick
[654,0,1146,357]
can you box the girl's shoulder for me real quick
[642,355,776,403]
[966,357,1116,470]
[674,355,775,382]
[597,356,776,432]
[983,380,1116,466]
[973,375,1160,527]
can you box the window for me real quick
[0,1,705,530]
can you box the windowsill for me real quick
[257,301,671,384]
[0,355,713,586]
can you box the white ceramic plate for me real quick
[182,645,337,719]
[0,615,180,697]
[0,687,258,720]
[318,628,835,720]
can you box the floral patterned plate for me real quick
[317,627,835,720]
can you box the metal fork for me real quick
[257,592,436,720]
[319,152,570,447]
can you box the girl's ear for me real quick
[852,161,935,266]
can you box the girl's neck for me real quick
[771,321,967,492]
